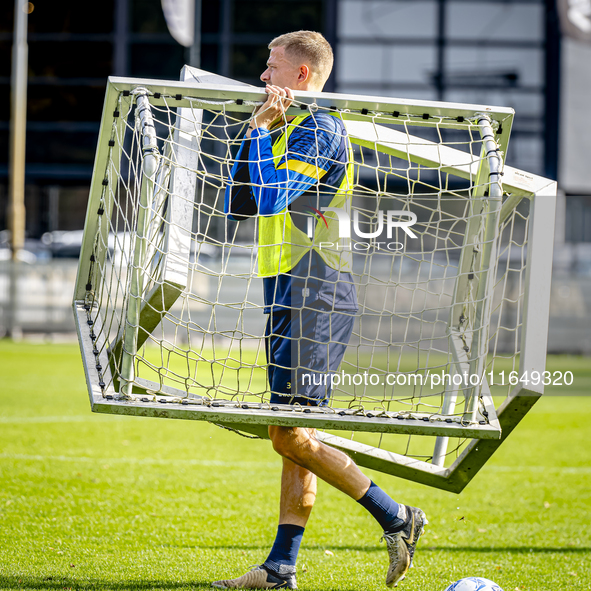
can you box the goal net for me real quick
[73,68,556,491]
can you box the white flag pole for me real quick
[190,0,201,67]
[8,0,29,261]
[7,0,29,339]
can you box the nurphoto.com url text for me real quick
[301,370,574,389]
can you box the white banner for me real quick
[161,0,194,47]
[558,0,591,43]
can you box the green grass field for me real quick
[1,341,590,591]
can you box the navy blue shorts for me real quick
[265,304,355,406]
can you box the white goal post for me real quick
[73,67,556,492]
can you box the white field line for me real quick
[0,452,277,468]
[484,465,591,474]
[0,452,589,473]
[0,415,129,423]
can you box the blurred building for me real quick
[0,0,588,240]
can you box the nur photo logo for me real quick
[304,206,418,250]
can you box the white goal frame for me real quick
[73,68,556,492]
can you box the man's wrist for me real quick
[249,126,270,138]
[250,123,268,131]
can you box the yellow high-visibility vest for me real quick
[257,114,354,278]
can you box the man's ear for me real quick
[298,64,311,85]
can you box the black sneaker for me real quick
[381,506,428,587]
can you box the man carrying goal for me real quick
[218,31,427,589]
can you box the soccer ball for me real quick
[444,577,504,591]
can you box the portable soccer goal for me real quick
[73,66,556,493]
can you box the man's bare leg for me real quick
[269,425,370,500]
[235,432,319,586]
[278,433,317,526]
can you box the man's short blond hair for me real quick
[268,31,334,88]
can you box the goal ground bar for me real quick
[87,397,501,440]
